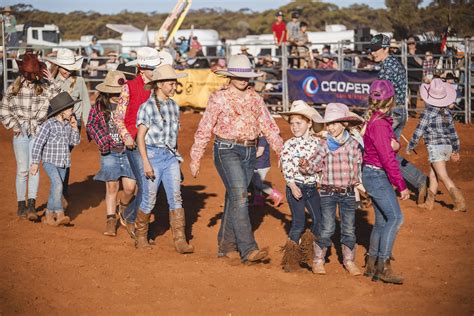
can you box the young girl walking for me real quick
[362,80,409,284]
[30,92,81,226]
[279,100,324,272]
[86,71,136,236]
[407,78,466,212]
[301,103,364,276]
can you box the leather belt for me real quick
[320,185,354,194]
[363,164,382,170]
[215,136,257,147]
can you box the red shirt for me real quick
[124,75,151,139]
[272,21,287,44]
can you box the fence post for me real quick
[338,41,343,71]
[282,42,289,112]
[1,16,6,95]
[465,38,471,124]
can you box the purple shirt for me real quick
[363,111,406,192]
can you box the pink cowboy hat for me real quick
[312,103,363,126]
[420,78,456,107]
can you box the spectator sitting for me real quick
[272,11,287,51]
[294,21,311,68]
[422,51,436,83]
[389,39,401,56]
[317,53,338,70]
[85,36,104,56]
[190,36,202,52]
[286,12,300,46]
[239,46,255,67]
[322,44,331,55]
[178,36,189,55]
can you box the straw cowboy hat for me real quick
[2,6,13,12]
[280,100,325,133]
[420,78,456,107]
[215,54,262,78]
[125,47,173,68]
[313,103,363,126]
[144,64,187,90]
[47,92,81,118]
[17,52,47,81]
[45,48,83,71]
[96,70,126,94]
[240,45,249,51]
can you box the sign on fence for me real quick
[287,69,378,107]
[173,69,228,108]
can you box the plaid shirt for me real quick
[407,105,460,153]
[86,102,123,154]
[0,81,61,136]
[32,117,81,167]
[308,135,362,187]
[136,95,179,150]
[422,59,434,77]
[379,55,407,107]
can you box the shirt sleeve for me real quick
[407,110,428,152]
[0,86,21,132]
[280,140,296,184]
[69,127,81,146]
[308,141,327,174]
[448,112,460,152]
[31,121,50,164]
[113,84,131,141]
[190,92,220,165]
[78,78,91,125]
[257,96,283,155]
[136,102,151,128]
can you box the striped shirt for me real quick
[31,117,81,168]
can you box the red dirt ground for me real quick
[0,113,473,315]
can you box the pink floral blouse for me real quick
[190,87,283,165]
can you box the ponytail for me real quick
[365,96,395,121]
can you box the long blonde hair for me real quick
[365,96,395,120]
[9,76,44,97]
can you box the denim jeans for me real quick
[362,166,404,261]
[62,124,80,196]
[13,134,39,201]
[286,183,321,242]
[317,189,358,250]
[140,146,182,213]
[43,162,67,212]
[123,148,144,223]
[214,139,258,260]
[392,107,427,189]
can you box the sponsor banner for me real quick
[288,69,378,107]
[173,69,228,108]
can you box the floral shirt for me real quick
[378,55,407,107]
[113,83,131,141]
[190,87,283,165]
[281,135,323,185]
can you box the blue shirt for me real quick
[378,55,407,108]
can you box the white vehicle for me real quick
[15,23,60,47]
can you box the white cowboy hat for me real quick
[313,103,363,126]
[420,78,456,107]
[45,48,83,71]
[215,55,262,78]
[125,47,173,68]
[96,70,127,94]
[144,64,187,90]
[280,100,324,133]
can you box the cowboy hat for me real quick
[280,100,324,133]
[420,78,456,107]
[390,39,400,49]
[45,48,83,71]
[96,70,126,94]
[144,64,187,90]
[313,103,363,126]
[125,47,172,68]
[16,52,47,82]
[215,55,262,78]
[240,45,249,51]
[116,63,137,80]
[47,92,81,118]
[2,6,13,12]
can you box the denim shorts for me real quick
[94,151,135,182]
[427,144,452,163]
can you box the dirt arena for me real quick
[0,112,473,315]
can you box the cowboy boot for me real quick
[269,189,283,206]
[26,198,38,221]
[418,190,436,210]
[135,209,152,249]
[55,211,70,226]
[299,229,315,267]
[363,254,377,278]
[169,208,194,253]
[449,187,467,212]
[103,215,117,237]
[62,195,69,209]
[342,244,362,276]
[252,194,265,207]
[117,202,136,239]
[247,248,269,262]
[372,258,404,284]
[17,201,27,219]
[312,242,327,275]
[280,239,301,272]
[43,210,56,226]
[417,181,428,205]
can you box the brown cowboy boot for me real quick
[372,258,404,284]
[342,244,362,276]
[117,202,136,239]
[312,242,327,275]
[55,211,70,226]
[135,209,152,249]
[169,208,194,254]
[449,187,467,212]
[363,254,377,278]
[418,190,436,210]
[280,239,301,272]
[43,210,56,226]
[417,181,428,205]
[103,215,117,237]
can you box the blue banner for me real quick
[287,69,379,107]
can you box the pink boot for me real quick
[253,194,265,206]
[269,189,283,206]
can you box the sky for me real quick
[3,0,430,14]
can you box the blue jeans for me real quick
[123,148,144,223]
[317,189,358,250]
[43,162,67,212]
[286,183,321,242]
[392,108,427,189]
[214,139,258,260]
[13,134,39,201]
[140,146,182,213]
[362,166,404,261]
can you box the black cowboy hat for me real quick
[116,63,137,80]
[47,92,81,118]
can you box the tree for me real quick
[385,0,423,39]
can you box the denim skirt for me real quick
[94,151,135,182]
[427,144,452,163]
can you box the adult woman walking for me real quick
[0,52,60,219]
[190,55,283,263]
